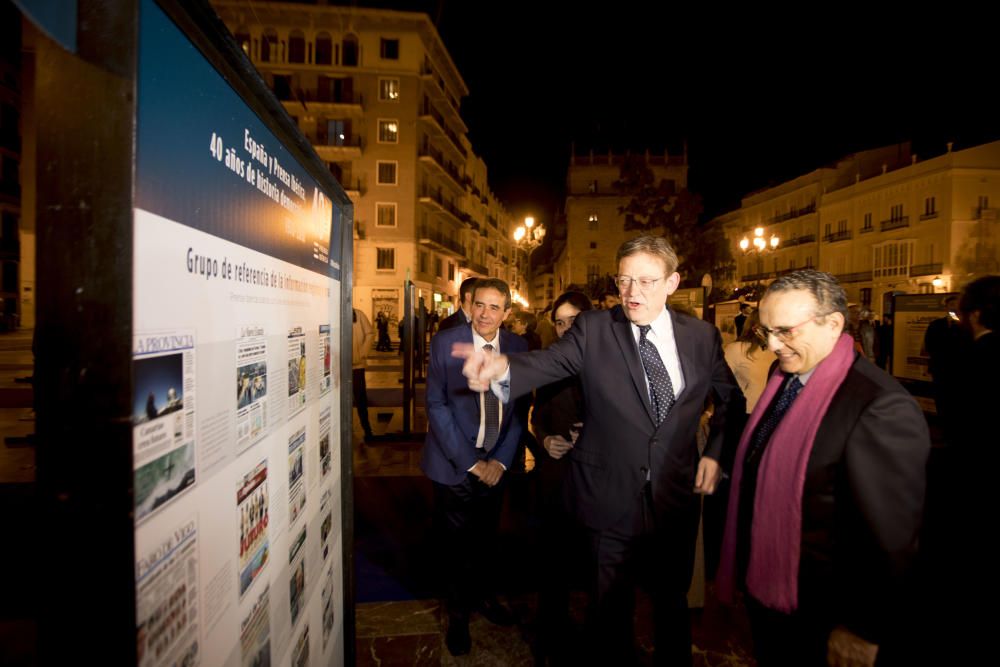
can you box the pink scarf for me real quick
[717,333,856,612]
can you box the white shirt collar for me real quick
[472,327,501,352]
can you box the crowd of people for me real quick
[354,236,998,665]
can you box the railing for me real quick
[880,216,910,231]
[859,225,875,234]
[834,271,873,283]
[316,135,362,149]
[463,258,488,275]
[823,230,853,243]
[418,186,465,225]
[418,144,464,189]
[418,225,465,256]
[910,262,943,277]
[781,234,816,247]
[293,87,362,107]
[770,202,816,223]
[486,246,497,257]
[919,211,939,221]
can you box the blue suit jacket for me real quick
[420,324,528,486]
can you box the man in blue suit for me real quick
[420,277,529,656]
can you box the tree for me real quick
[614,155,734,287]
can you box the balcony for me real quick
[418,186,465,227]
[859,225,875,234]
[418,225,465,258]
[781,234,816,248]
[834,271,873,283]
[823,230,852,243]
[0,130,20,154]
[419,144,465,192]
[919,211,939,221]
[313,135,362,160]
[281,88,363,116]
[769,202,816,224]
[880,216,910,232]
[462,257,488,275]
[910,262,943,277]
[486,246,496,257]
[740,272,775,282]
[418,104,467,160]
[419,66,468,134]
[0,179,20,201]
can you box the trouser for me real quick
[584,484,699,666]
[432,460,506,620]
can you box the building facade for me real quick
[0,3,27,329]
[721,141,1000,317]
[212,1,521,329]
[557,149,688,297]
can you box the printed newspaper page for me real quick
[318,324,331,396]
[133,331,197,523]
[238,460,270,599]
[318,407,331,478]
[135,516,200,667]
[239,583,271,667]
[287,426,307,525]
[287,326,306,416]
[236,326,268,453]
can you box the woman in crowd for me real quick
[530,290,592,663]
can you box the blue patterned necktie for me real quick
[747,376,803,463]
[637,325,676,424]
[481,343,499,452]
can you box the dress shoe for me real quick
[477,597,516,626]
[445,617,471,656]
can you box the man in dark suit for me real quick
[717,269,929,667]
[734,302,752,337]
[457,237,742,664]
[437,276,477,333]
[420,277,529,656]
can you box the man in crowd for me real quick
[457,236,742,665]
[437,276,477,333]
[351,307,374,441]
[717,269,929,667]
[420,278,529,656]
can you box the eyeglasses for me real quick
[614,275,665,291]
[753,313,829,344]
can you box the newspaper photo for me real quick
[321,565,335,651]
[239,583,271,667]
[318,406,331,478]
[319,324,331,395]
[287,325,307,416]
[236,326,268,453]
[291,624,309,667]
[288,426,307,525]
[289,522,307,625]
[238,459,270,598]
[135,517,200,667]
[133,331,197,523]
[319,489,333,562]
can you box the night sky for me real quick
[358,1,999,225]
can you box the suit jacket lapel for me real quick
[611,309,657,425]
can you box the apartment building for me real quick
[212,1,520,327]
[557,149,688,298]
[721,140,1000,317]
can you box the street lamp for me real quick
[739,227,779,254]
[513,216,546,303]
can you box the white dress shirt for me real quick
[630,306,685,401]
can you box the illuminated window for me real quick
[588,213,598,230]
[378,79,400,103]
[378,119,399,144]
[873,240,915,278]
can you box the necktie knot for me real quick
[483,343,494,352]
[638,324,652,341]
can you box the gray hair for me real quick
[615,236,679,275]
[764,269,849,324]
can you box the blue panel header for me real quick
[136,0,341,279]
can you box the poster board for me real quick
[891,293,957,413]
[129,2,351,666]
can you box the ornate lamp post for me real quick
[513,216,545,306]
